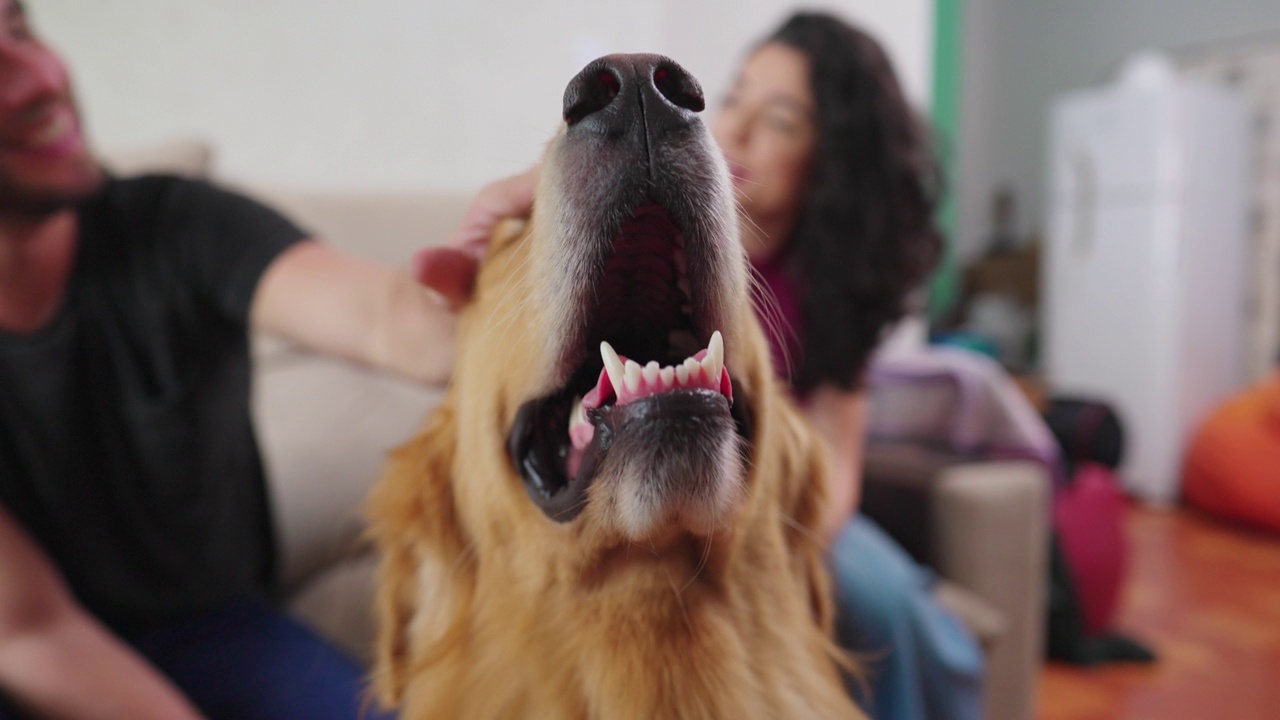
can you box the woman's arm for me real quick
[802,386,868,542]
[0,505,205,720]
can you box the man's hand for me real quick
[0,505,206,720]
[414,165,538,309]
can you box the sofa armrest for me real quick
[860,442,965,563]
[861,442,1050,720]
[931,461,1049,720]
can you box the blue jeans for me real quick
[126,599,394,720]
[0,599,393,720]
[831,516,985,720]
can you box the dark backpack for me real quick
[1042,398,1155,665]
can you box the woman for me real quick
[710,13,984,720]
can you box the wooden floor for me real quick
[1037,506,1280,720]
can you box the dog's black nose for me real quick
[563,54,704,140]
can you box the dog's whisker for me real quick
[663,566,695,635]
[478,289,541,356]
[746,265,798,379]
[645,540,661,558]
[483,292,537,349]
[732,197,774,254]
[678,536,713,596]
[474,249,540,346]
[777,510,826,550]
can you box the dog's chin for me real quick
[591,390,746,541]
[506,377,753,536]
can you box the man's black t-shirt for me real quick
[0,175,308,632]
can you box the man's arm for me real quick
[249,167,539,386]
[804,387,868,542]
[0,505,205,720]
[250,241,457,386]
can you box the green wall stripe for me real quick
[928,0,962,323]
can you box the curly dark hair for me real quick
[765,12,943,395]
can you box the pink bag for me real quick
[1052,463,1128,636]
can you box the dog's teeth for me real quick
[601,341,626,394]
[624,360,642,394]
[660,365,675,387]
[676,363,690,386]
[703,330,724,383]
[682,357,701,384]
[643,361,660,386]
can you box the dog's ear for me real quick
[366,399,474,709]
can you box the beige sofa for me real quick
[246,186,469,668]
[103,143,1048,719]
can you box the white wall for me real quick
[31,0,931,192]
[957,0,1280,258]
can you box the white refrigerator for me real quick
[1043,56,1252,504]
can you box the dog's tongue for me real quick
[567,332,732,477]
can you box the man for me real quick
[0,1,533,717]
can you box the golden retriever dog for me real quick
[367,54,864,719]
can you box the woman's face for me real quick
[711,42,818,261]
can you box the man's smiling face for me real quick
[0,0,102,215]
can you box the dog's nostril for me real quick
[564,68,623,126]
[653,64,704,113]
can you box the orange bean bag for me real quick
[1182,373,1280,533]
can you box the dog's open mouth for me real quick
[508,202,744,523]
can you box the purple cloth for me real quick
[865,348,1064,487]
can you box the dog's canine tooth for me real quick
[601,341,626,395]
[624,360,642,395]
[643,361,660,387]
[708,330,723,369]
[704,330,724,384]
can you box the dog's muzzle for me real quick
[508,54,747,527]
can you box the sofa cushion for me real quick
[287,551,381,667]
[253,352,441,588]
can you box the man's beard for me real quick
[0,162,106,219]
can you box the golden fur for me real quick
[367,120,864,720]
